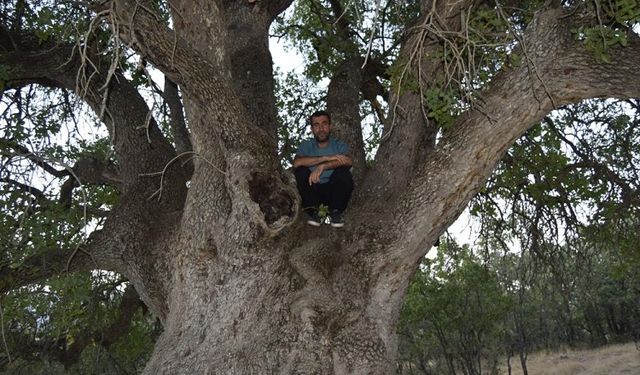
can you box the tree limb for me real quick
[327,59,367,184]
[0,31,185,205]
[1,137,122,208]
[104,0,273,161]
[104,0,300,249]
[0,177,108,219]
[399,8,640,263]
[0,177,47,204]
[0,139,68,178]
[0,245,96,294]
[361,0,483,202]
[1,140,122,189]
[60,284,145,368]
[163,77,192,156]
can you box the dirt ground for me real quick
[504,342,640,375]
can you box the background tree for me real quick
[471,97,640,355]
[1,0,639,373]
[398,241,510,375]
[394,97,640,374]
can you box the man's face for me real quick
[311,115,332,143]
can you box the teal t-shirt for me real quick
[296,137,349,184]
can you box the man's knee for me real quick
[332,166,352,177]
[330,167,354,188]
[294,167,311,183]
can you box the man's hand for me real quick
[309,164,325,185]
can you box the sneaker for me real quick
[329,210,344,228]
[305,210,322,227]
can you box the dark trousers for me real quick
[294,166,354,212]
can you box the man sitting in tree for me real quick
[293,110,354,227]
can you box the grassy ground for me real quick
[504,342,640,375]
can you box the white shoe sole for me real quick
[307,220,322,227]
[330,222,344,228]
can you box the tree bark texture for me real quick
[3,1,640,373]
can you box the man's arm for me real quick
[293,155,329,168]
[293,154,352,169]
[306,155,353,185]
[317,155,352,169]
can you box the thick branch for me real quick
[1,139,121,185]
[327,0,354,41]
[0,207,177,324]
[256,0,296,21]
[168,0,281,140]
[0,37,184,204]
[362,0,483,202]
[37,21,201,307]
[108,0,299,247]
[163,77,192,155]
[222,1,282,141]
[106,0,272,157]
[327,59,367,184]
[1,15,192,326]
[399,9,640,263]
[59,156,122,205]
[320,0,388,185]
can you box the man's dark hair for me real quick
[309,110,331,125]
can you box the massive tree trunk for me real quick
[2,0,640,373]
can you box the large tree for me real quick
[1,0,639,373]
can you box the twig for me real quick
[362,0,383,69]
[65,243,98,273]
[593,0,607,49]
[0,301,11,364]
[142,151,227,201]
[496,3,557,109]
[138,109,153,144]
